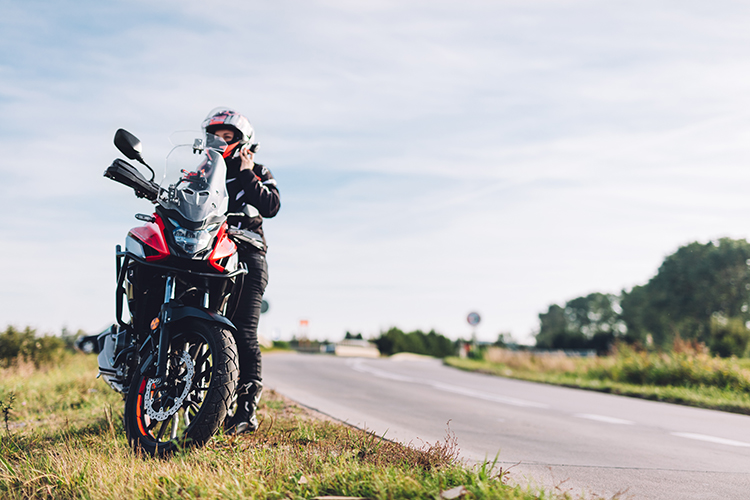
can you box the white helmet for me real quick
[201,107,255,145]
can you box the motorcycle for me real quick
[93,129,249,456]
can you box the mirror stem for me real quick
[138,159,156,182]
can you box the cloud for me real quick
[2,1,750,343]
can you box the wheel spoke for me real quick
[184,405,194,426]
[197,360,212,381]
[155,419,169,442]
[192,377,208,393]
[195,348,210,369]
[195,361,211,381]
[191,377,209,397]
[188,342,200,359]
[170,414,179,440]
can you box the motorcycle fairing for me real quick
[208,223,238,272]
[128,213,169,262]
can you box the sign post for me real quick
[467,312,481,328]
[462,312,481,358]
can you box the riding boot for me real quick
[225,379,263,435]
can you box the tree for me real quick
[619,285,654,345]
[536,304,570,349]
[535,293,624,354]
[494,332,516,347]
[621,238,750,348]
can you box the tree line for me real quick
[535,238,750,356]
[372,327,457,358]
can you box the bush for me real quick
[0,326,78,368]
[271,340,291,350]
[587,343,750,392]
[373,328,456,358]
[709,315,750,358]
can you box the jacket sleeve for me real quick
[237,163,280,218]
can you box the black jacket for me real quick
[225,158,280,254]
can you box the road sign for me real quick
[467,312,481,326]
[260,299,269,314]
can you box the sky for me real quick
[3,0,750,344]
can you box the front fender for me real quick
[164,305,236,333]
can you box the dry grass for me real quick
[484,348,580,374]
[0,357,42,380]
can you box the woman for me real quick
[202,107,280,434]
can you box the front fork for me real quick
[154,274,176,383]
[152,274,211,383]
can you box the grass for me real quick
[445,343,750,415]
[0,353,580,499]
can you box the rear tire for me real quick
[124,320,238,457]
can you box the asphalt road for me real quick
[263,353,750,500]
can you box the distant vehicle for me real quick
[334,339,381,358]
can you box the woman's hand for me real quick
[239,147,255,171]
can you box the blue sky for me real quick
[3,0,750,343]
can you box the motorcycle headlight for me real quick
[173,227,213,255]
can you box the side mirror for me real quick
[113,128,155,182]
[114,129,145,164]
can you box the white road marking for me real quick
[574,413,634,425]
[347,359,417,383]
[348,359,549,409]
[671,432,750,448]
[431,382,550,408]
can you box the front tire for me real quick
[124,320,238,457]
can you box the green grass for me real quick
[445,345,750,414]
[0,354,579,499]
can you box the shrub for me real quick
[271,340,291,350]
[587,343,750,391]
[709,315,750,358]
[374,328,456,358]
[0,326,77,368]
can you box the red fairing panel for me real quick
[129,214,170,261]
[208,223,237,272]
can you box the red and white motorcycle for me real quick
[94,129,252,456]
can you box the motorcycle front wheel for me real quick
[124,319,238,457]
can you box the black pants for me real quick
[231,251,268,384]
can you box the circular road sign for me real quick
[467,312,481,326]
[260,300,269,314]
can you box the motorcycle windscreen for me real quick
[158,145,229,223]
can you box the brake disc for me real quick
[144,350,195,421]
